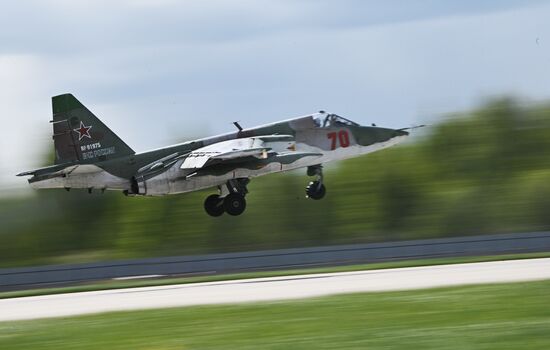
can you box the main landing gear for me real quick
[306,165,326,200]
[203,166,327,217]
[204,178,249,217]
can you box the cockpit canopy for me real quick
[314,113,360,128]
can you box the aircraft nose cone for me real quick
[354,126,408,146]
[394,129,409,137]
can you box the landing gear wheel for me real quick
[224,193,247,216]
[204,194,225,217]
[306,181,326,200]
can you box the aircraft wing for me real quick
[180,135,318,170]
[181,137,272,169]
[212,148,269,160]
[182,147,269,169]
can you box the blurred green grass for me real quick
[1,280,549,349]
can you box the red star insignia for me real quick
[74,121,92,141]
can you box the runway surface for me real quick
[1,258,550,322]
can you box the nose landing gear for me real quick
[306,181,326,200]
[306,165,326,200]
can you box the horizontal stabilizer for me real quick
[16,163,104,178]
[59,164,103,175]
[16,170,37,177]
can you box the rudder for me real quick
[52,94,134,164]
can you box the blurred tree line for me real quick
[2,97,550,268]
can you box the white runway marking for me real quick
[1,258,550,322]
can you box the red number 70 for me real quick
[327,131,350,150]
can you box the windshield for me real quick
[319,114,360,128]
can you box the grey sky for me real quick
[2,0,550,193]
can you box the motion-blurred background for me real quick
[2,0,550,268]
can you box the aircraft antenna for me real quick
[233,121,243,131]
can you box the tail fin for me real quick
[51,94,134,164]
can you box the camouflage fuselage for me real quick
[27,113,408,195]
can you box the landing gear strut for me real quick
[306,165,326,200]
[204,178,249,217]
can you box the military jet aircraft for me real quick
[18,94,412,216]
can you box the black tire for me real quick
[204,194,225,217]
[223,193,247,216]
[306,181,326,200]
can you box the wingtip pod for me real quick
[52,93,85,115]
